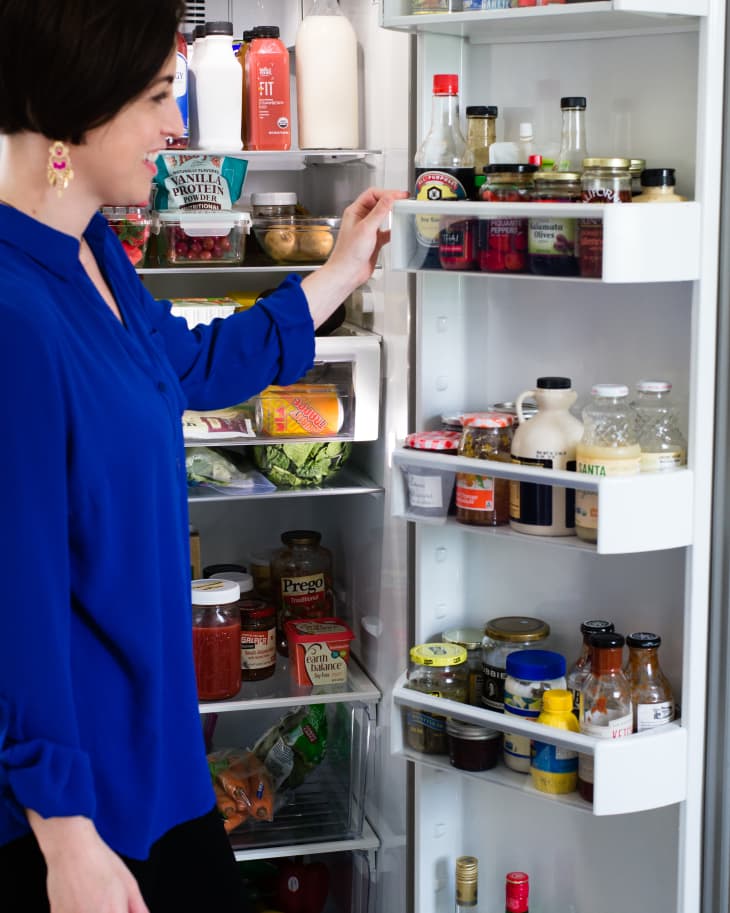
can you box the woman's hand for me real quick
[28,812,149,913]
[301,187,409,328]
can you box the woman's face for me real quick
[74,49,183,206]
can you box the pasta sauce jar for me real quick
[239,588,277,681]
[478,163,537,273]
[456,412,514,526]
[578,157,631,278]
[192,578,242,701]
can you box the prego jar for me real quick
[481,615,550,712]
[192,578,242,701]
[478,163,537,273]
[442,626,485,706]
[456,412,514,526]
[503,649,567,773]
[405,642,468,754]
[527,171,581,277]
[578,157,631,279]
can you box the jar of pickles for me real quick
[405,642,468,754]
[478,163,537,273]
[456,412,514,526]
[480,615,551,712]
[578,157,631,279]
[442,627,484,706]
[527,171,581,277]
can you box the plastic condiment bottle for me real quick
[633,167,686,202]
[195,21,243,152]
[575,384,640,543]
[578,632,632,803]
[624,632,675,732]
[509,376,584,537]
[566,619,615,716]
[632,380,687,472]
[295,0,360,150]
[246,26,291,151]
[530,688,580,794]
[517,122,536,164]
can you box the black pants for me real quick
[0,807,247,912]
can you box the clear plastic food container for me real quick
[253,216,340,264]
[153,210,251,266]
[101,205,152,268]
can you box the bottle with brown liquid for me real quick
[624,632,675,732]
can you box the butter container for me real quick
[284,617,355,687]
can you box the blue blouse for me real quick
[0,207,315,859]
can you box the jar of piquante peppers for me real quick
[527,171,581,277]
[478,164,537,273]
[578,157,631,279]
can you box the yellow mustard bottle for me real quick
[530,688,579,794]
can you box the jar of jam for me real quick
[405,642,468,754]
[480,615,551,713]
[578,157,631,279]
[446,719,501,771]
[271,530,334,656]
[456,412,514,526]
[478,163,537,273]
[527,171,581,277]
[192,578,242,701]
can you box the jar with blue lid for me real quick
[503,649,567,773]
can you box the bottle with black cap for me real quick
[509,376,584,536]
[554,96,589,172]
[634,167,687,203]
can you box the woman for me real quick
[0,2,406,911]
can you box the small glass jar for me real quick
[446,719,501,771]
[478,164,538,274]
[578,157,631,279]
[503,649,567,773]
[628,158,646,197]
[238,580,277,682]
[405,643,468,754]
[250,192,298,220]
[247,548,277,601]
[634,168,686,203]
[402,430,461,519]
[456,412,514,527]
[481,615,551,712]
[528,171,581,277]
[438,217,478,271]
[442,627,484,706]
[192,578,242,701]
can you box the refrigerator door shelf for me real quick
[381,1,704,40]
[198,655,381,715]
[391,672,687,816]
[389,200,701,283]
[391,447,693,553]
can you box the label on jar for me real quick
[578,712,632,785]
[405,708,447,753]
[639,449,685,472]
[279,572,330,617]
[528,217,576,257]
[407,472,444,509]
[636,701,674,731]
[481,663,506,712]
[575,453,640,531]
[511,456,576,528]
[478,218,527,273]
[414,167,472,248]
[456,473,495,512]
[241,628,276,671]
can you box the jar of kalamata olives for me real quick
[528,172,581,277]
[578,157,631,278]
[478,164,537,273]
[456,412,514,526]
[405,642,468,754]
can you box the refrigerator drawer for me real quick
[391,447,693,554]
[391,672,687,816]
[388,200,701,283]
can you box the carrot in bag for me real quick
[213,782,248,833]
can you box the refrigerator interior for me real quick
[385,3,723,913]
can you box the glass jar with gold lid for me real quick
[480,615,551,712]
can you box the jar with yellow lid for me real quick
[456,412,514,527]
[480,615,550,712]
[405,642,468,754]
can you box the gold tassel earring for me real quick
[47,141,74,195]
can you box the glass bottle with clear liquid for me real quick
[631,380,687,472]
[554,96,588,172]
[575,384,640,543]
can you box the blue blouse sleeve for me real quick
[138,275,316,411]
[0,302,96,824]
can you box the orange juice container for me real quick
[245,26,291,151]
[255,384,344,437]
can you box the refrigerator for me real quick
[148,1,728,912]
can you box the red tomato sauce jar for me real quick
[192,578,242,701]
[438,216,478,270]
[478,164,537,274]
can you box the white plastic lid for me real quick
[191,578,240,605]
[210,572,254,593]
[156,210,251,237]
[251,192,298,207]
[591,383,629,398]
[636,380,671,393]
[519,122,534,140]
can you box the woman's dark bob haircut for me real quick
[0,0,186,144]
